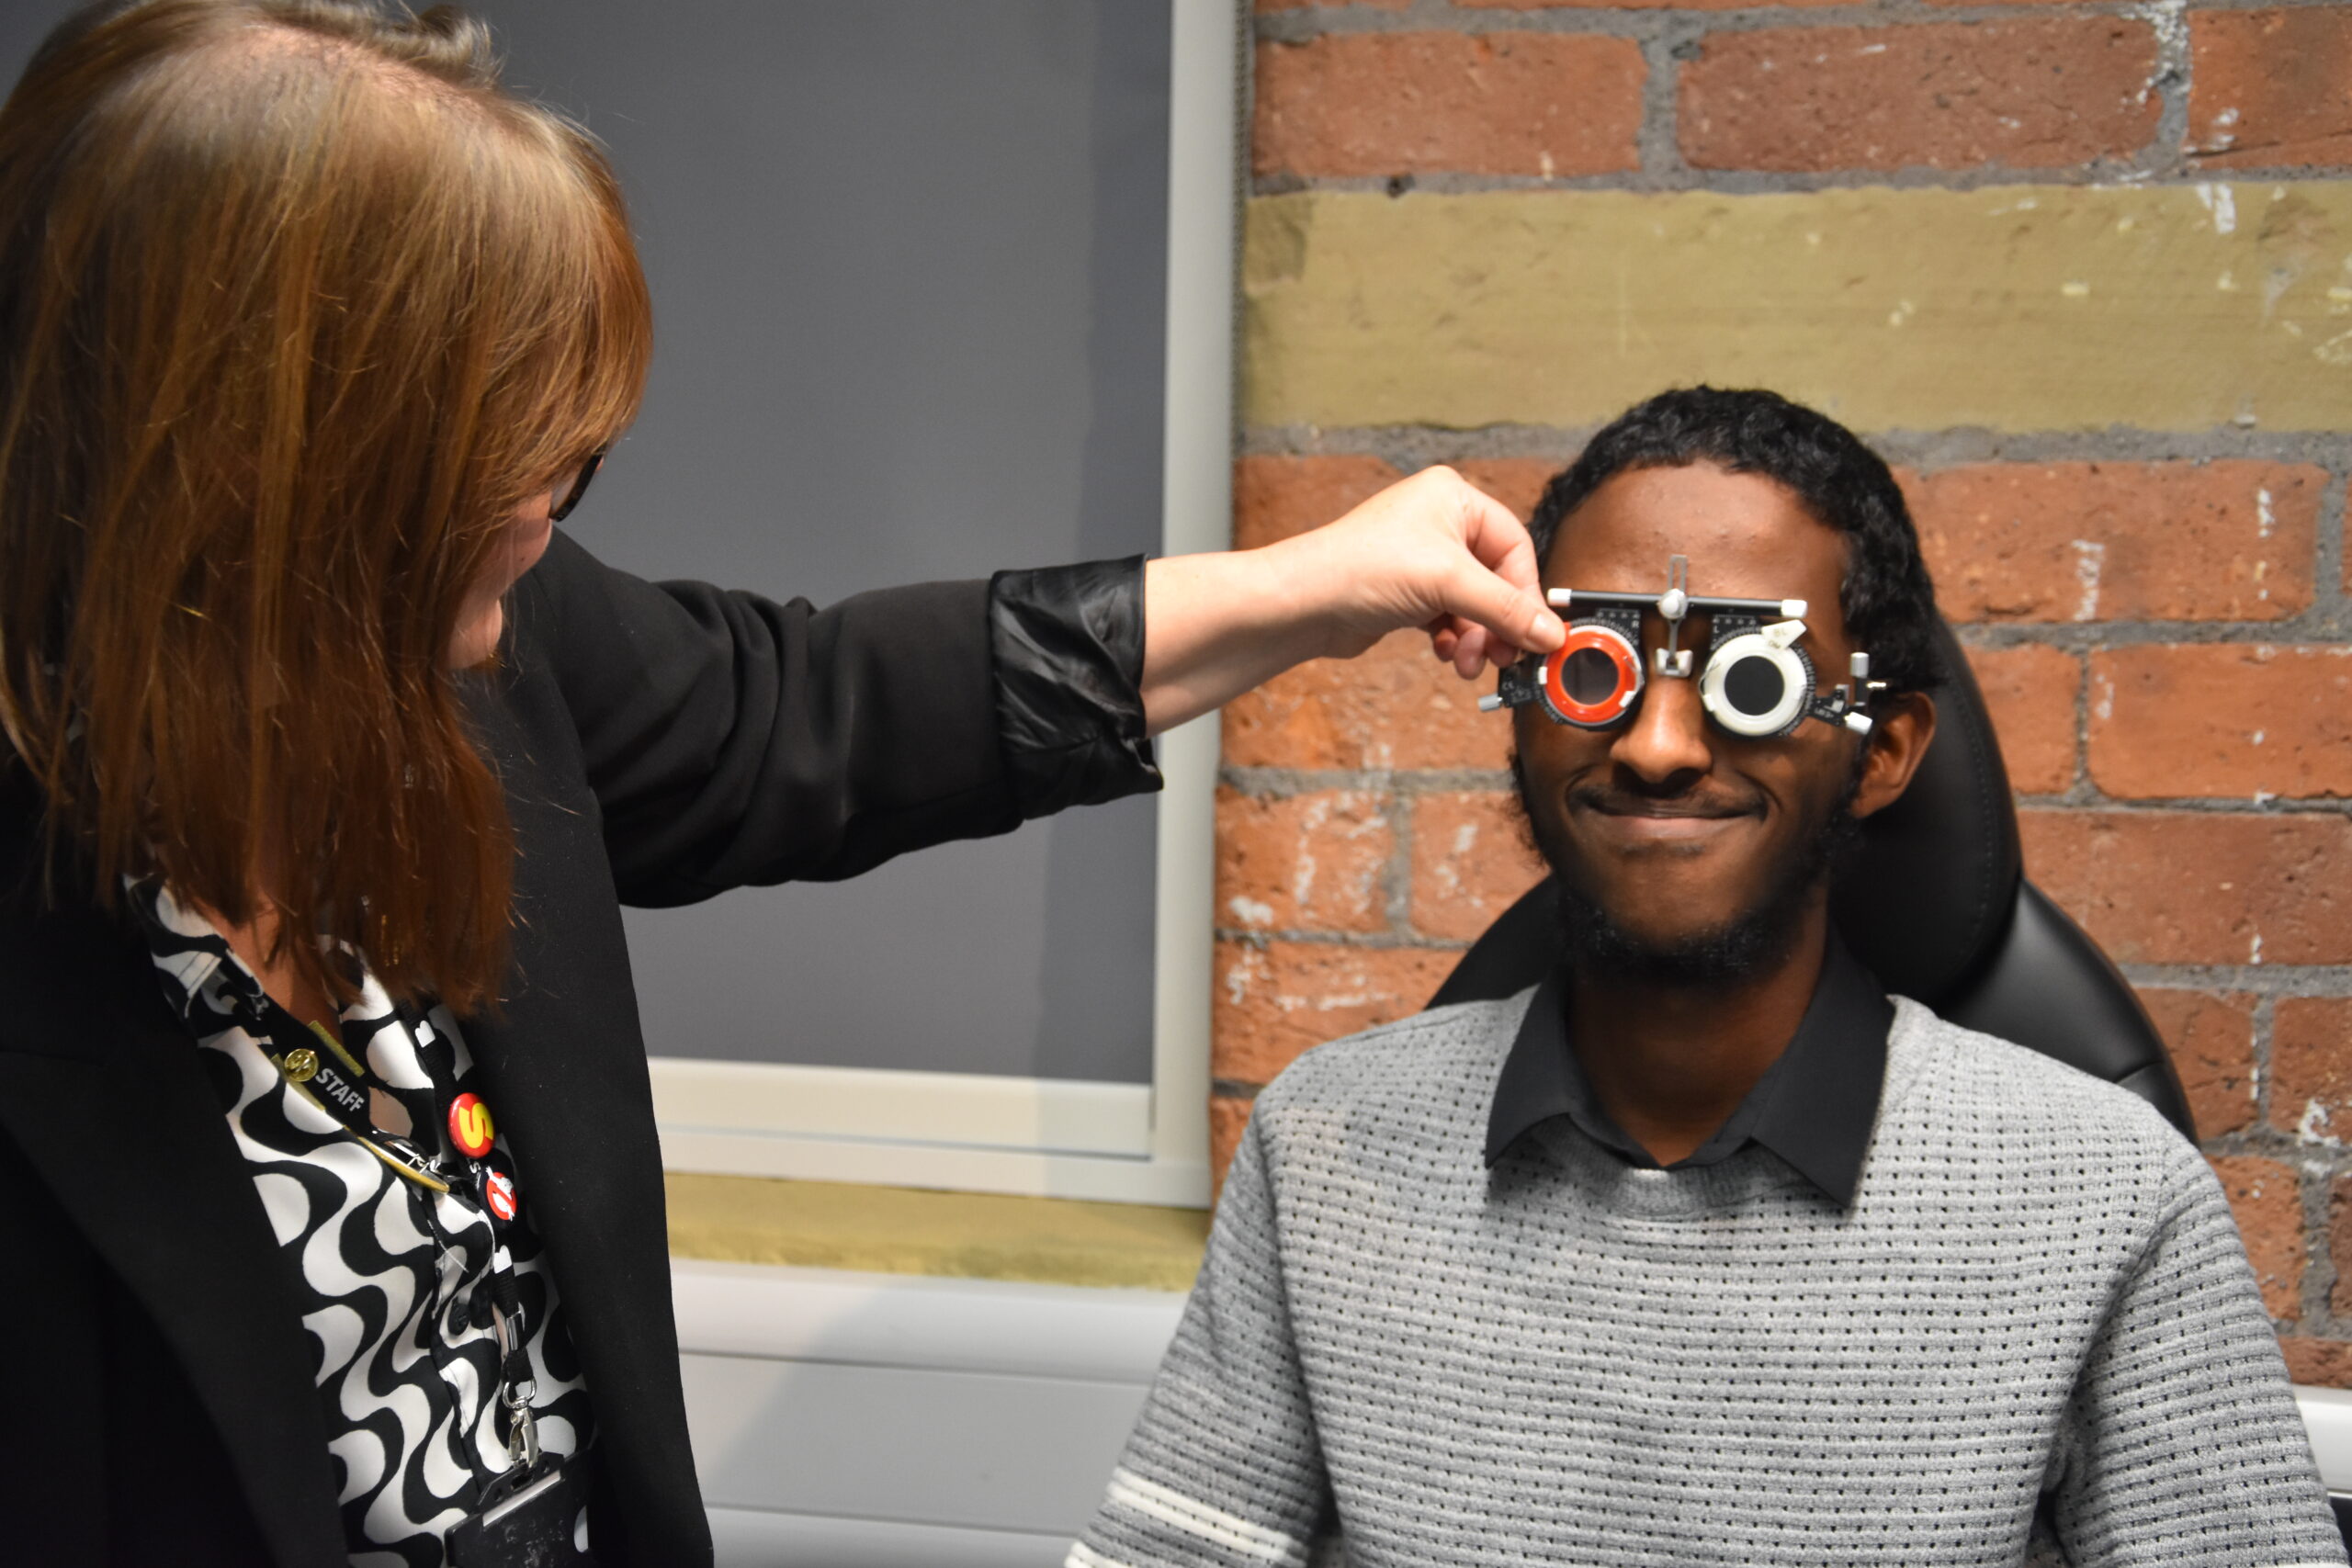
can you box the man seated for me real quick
[1071,388,2341,1568]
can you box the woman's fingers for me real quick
[1419,470,1557,664]
[1432,545,1563,667]
[1377,473,1558,679]
[1451,623,1492,679]
[1283,464,1559,672]
[1454,483,1544,595]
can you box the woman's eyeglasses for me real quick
[549,449,605,523]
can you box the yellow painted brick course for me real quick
[664,1173,1207,1291]
[1244,183,2352,433]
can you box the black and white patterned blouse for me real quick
[133,880,594,1567]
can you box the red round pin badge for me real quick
[483,1170,518,1224]
[447,1093,495,1159]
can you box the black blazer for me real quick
[0,532,1133,1566]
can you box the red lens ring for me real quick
[1540,623,1643,727]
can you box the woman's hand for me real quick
[1140,465,1566,736]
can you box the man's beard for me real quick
[1511,752,1866,990]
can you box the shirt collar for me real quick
[1483,934,1893,1206]
[127,876,263,1028]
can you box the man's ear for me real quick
[1849,691,1936,822]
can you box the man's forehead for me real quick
[1544,464,1846,602]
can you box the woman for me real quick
[0,4,1564,1564]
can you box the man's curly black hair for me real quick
[1527,387,1943,697]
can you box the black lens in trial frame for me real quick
[549,449,606,524]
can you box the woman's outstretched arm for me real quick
[1139,466,1566,736]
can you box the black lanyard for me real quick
[243,987,545,1476]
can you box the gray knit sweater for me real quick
[1073,995,2343,1567]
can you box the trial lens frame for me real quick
[1480,555,1885,739]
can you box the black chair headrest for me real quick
[1827,617,2022,1001]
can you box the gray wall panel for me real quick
[483,0,1170,1083]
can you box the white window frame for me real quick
[650,0,1236,1210]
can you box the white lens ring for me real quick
[1699,634,1814,738]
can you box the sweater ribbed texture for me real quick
[1074,997,2343,1568]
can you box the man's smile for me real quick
[1568,784,1761,847]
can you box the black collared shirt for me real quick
[1484,936,1894,1205]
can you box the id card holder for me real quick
[446,1453,594,1568]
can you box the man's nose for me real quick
[1611,667,1714,784]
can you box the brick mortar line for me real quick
[2121,963,2352,993]
[1386,769,1421,932]
[2317,469,2349,619]
[2200,1128,2350,1165]
[2253,991,2276,1124]
[1217,924,1477,949]
[2256,982,2342,1327]
[1798,427,2352,469]
[2146,0,2195,170]
[2304,1156,2340,1333]
[1952,605,2352,638]
[1957,617,2352,649]
[1218,768,2352,812]
[1240,423,2352,468]
[1255,159,2352,197]
[1217,923,2352,971]
[2023,774,2352,808]
[2248,991,2267,1114]
[1635,31,1686,181]
[1216,925,2352,981]
[1218,937,2352,988]
[1214,954,2352,1017]
[1976,794,2351,812]
[2068,644,2094,795]
[1250,0,2342,45]
[1222,764,1519,794]
[1212,931,2352,972]
[1253,161,2352,195]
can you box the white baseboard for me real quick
[707,1506,1070,1568]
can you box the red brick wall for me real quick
[1225,0,2352,1383]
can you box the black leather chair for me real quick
[1426,616,2196,1139]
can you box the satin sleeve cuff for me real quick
[988,555,1163,819]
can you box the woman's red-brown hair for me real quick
[0,0,653,1010]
